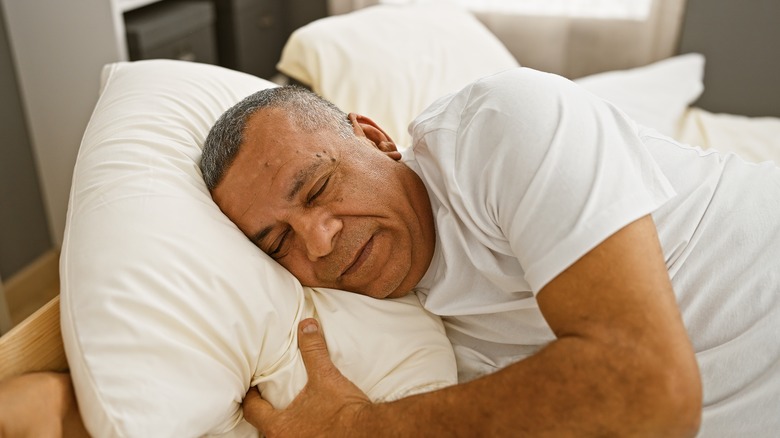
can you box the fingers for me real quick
[242,386,275,430]
[241,320,371,436]
[297,318,338,383]
[242,319,334,432]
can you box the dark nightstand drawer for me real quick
[125,1,217,64]
[214,0,285,78]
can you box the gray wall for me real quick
[678,0,780,117]
[0,4,53,279]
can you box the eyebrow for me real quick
[251,160,325,247]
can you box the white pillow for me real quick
[574,53,705,137]
[60,60,456,438]
[276,4,519,148]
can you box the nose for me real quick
[292,208,342,261]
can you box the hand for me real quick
[0,372,88,438]
[242,318,372,437]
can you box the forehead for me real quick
[210,108,338,222]
[233,107,335,173]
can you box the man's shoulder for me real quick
[408,85,468,139]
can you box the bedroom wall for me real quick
[0,4,53,279]
[0,276,10,334]
[2,0,123,249]
[678,0,780,117]
[328,0,378,15]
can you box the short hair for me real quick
[200,85,353,190]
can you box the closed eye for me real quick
[307,176,330,206]
[269,229,290,259]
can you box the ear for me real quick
[348,113,402,161]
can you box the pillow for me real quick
[60,59,456,438]
[574,53,705,137]
[276,4,519,148]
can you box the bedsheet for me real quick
[677,107,780,166]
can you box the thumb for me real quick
[297,318,337,382]
[242,386,276,431]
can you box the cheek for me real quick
[341,162,394,199]
[276,255,317,285]
[361,234,414,298]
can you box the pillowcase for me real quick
[574,53,705,137]
[276,4,519,148]
[60,59,456,438]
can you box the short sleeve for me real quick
[412,68,675,292]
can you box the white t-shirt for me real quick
[403,68,780,437]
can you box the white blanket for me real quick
[677,107,780,166]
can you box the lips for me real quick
[341,235,374,277]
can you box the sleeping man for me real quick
[5,67,775,437]
[201,67,780,437]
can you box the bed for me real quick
[1,1,778,437]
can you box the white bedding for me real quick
[677,107,780,165]
[572,53,780,166]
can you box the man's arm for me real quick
[0,372,88,437]
[244,215,702,437]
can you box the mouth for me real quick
[341,235,374,278]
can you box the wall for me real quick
[2,0,125,247]
[0,274,10,334]
[288,0,329,33]
[0,3,52,279]
[328,0,378,15]
[678,0,780,117]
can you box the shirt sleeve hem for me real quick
[523,189,675,293]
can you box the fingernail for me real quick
[301,320,318,334]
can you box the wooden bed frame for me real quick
[0,296,67,381]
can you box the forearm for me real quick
[355,335,700,437]
[0,372,88,438]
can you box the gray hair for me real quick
[200,85,353,190]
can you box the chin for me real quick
[361,280,410,300]
[386,288,413,299]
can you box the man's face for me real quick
[211,108,435,299]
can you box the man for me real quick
[201,67,780,437]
